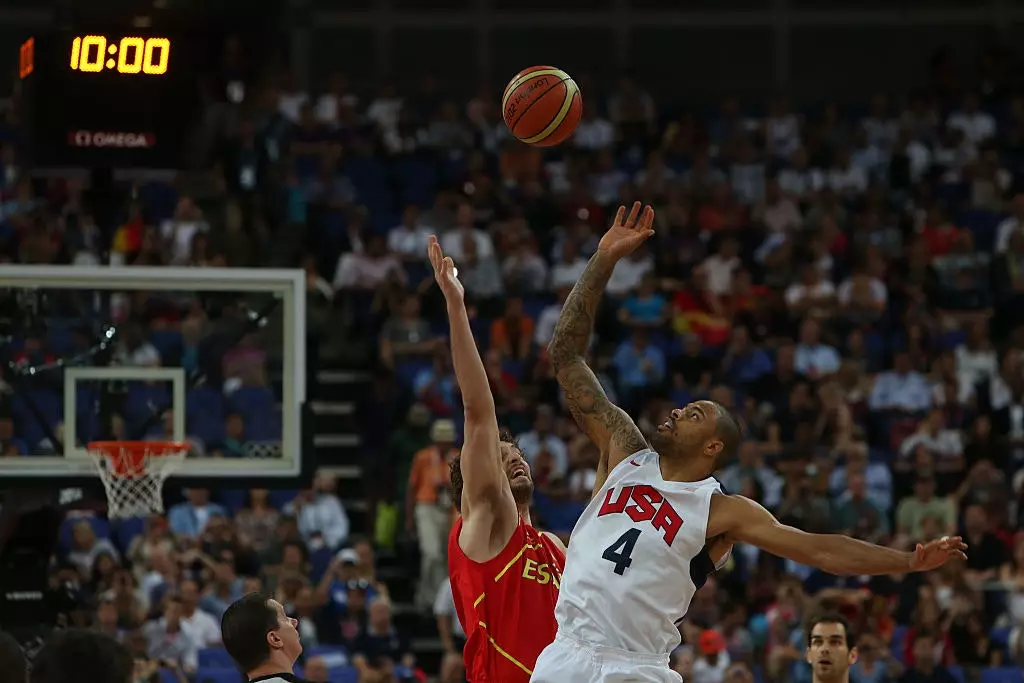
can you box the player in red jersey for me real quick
[427,235,566,683]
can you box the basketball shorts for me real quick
[530,632,683,683]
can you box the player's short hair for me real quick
[711,402,742,464]
[0,630,26,683]
[806,612,855,648]
[450,428,522,512]
[221,592,279,673]
[30,629,132,683]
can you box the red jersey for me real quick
[448,515,565,683]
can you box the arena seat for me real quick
[304,644,349,666]
[197,646,235,669]
[58,514,112,551]
[113,516,147,551]
[980,668,1024,683]
[196,669,245,683]
[948,666,966,683]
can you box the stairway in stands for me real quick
[312,362,444,674]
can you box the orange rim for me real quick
[88,440,188,477]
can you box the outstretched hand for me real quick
[428,235,464,301]
[597,201,655,262]
[910,535,968,572]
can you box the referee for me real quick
[221,593,308,683]
[805,612,857,683]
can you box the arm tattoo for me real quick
[548,251,647,455]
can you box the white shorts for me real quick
[530,632,683,683]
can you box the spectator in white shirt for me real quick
[757,178,802,234]
[826,148,868,196]
[332,234,406,292]
[776,147,823,201]
[955,323,998,393]
[899,408,964,470]
[794,318,841,379]
[868,351,932,413]
[143,596,199,674]
[439,203,495,262]
[277,71,309,123]
[114,323,161,367]
[502,234,549,294]
[284,471,351,551]
[764,97,801,159]
[314,72,359,126]
[161,196,209,266]
[785,264,837,319]
[516,405,570,479]
[550,239,589,290]
[701,237,742,296]
[387,205,433,262]
[606,247,654,298]
[862,93,899,149]
[837,264,888,324]
[574,101,615,151]
[591,150,629,205]
[366,84,404,137]
[947,92,996,145]
[178,578,222,647]
[996,193,1024,253]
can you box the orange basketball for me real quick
[502,65,582,147]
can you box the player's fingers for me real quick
[443,256,456,276]
[613,205,625,227]
[640,205,655,233]
[625,201,641,228]
[956,551,968,560]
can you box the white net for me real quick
[87,442,187,518]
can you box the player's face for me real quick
[805,622,856,682]
[500,442,533,504]
[267,598,303,661]
[650,401,720,460]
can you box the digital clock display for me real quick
[69,35,171,75]
[18,31,202,170]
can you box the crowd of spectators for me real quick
[5,33,1024,683]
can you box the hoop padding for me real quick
[87,441,187,518]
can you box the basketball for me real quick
[502,66,583,147]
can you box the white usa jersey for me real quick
[553,448,724,655]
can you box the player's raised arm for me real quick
[548,202,654,482]
[428,237,516,526]
[708,494,967,576]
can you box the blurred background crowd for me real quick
[4,11,1024,683]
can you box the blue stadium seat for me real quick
[890,626,907,663]
[980,668,1024,683]
[269,489,300,509]
[149,329,183,361]
[305,644,349,667]
[196,669,245,683]
[113,516,147,552]
[948,666,966,683]
[217,489,249,513]
[197,647,235,669]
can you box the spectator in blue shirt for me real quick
[721,326,773,387]
[618,273,669,329]
[612,329,666,411]
[794,319,841,379]
[167,489,228,539]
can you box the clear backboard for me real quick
[0,265,310,491]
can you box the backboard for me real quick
[0,265,310,491]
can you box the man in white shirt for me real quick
[605,247,653,297]
[179,578,222,648]
[701,238,742,295]
[283,470,351,552]
[439,203,495,262]
[793,319,841,379]
[996,193,1024,253]
[387,206,433,261]
[947,92,996,145]
[550,240,589,290]
[868,351,932,413]
[574,102,615,151]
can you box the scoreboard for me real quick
[18,30,203,170]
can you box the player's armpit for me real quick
[542,530,568,555]
[708,494,916,576]
[556,358,647,473]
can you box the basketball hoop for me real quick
[87,441,188,518]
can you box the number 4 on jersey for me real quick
[602,527,641,575]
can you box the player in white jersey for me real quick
[530,202,969,683]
